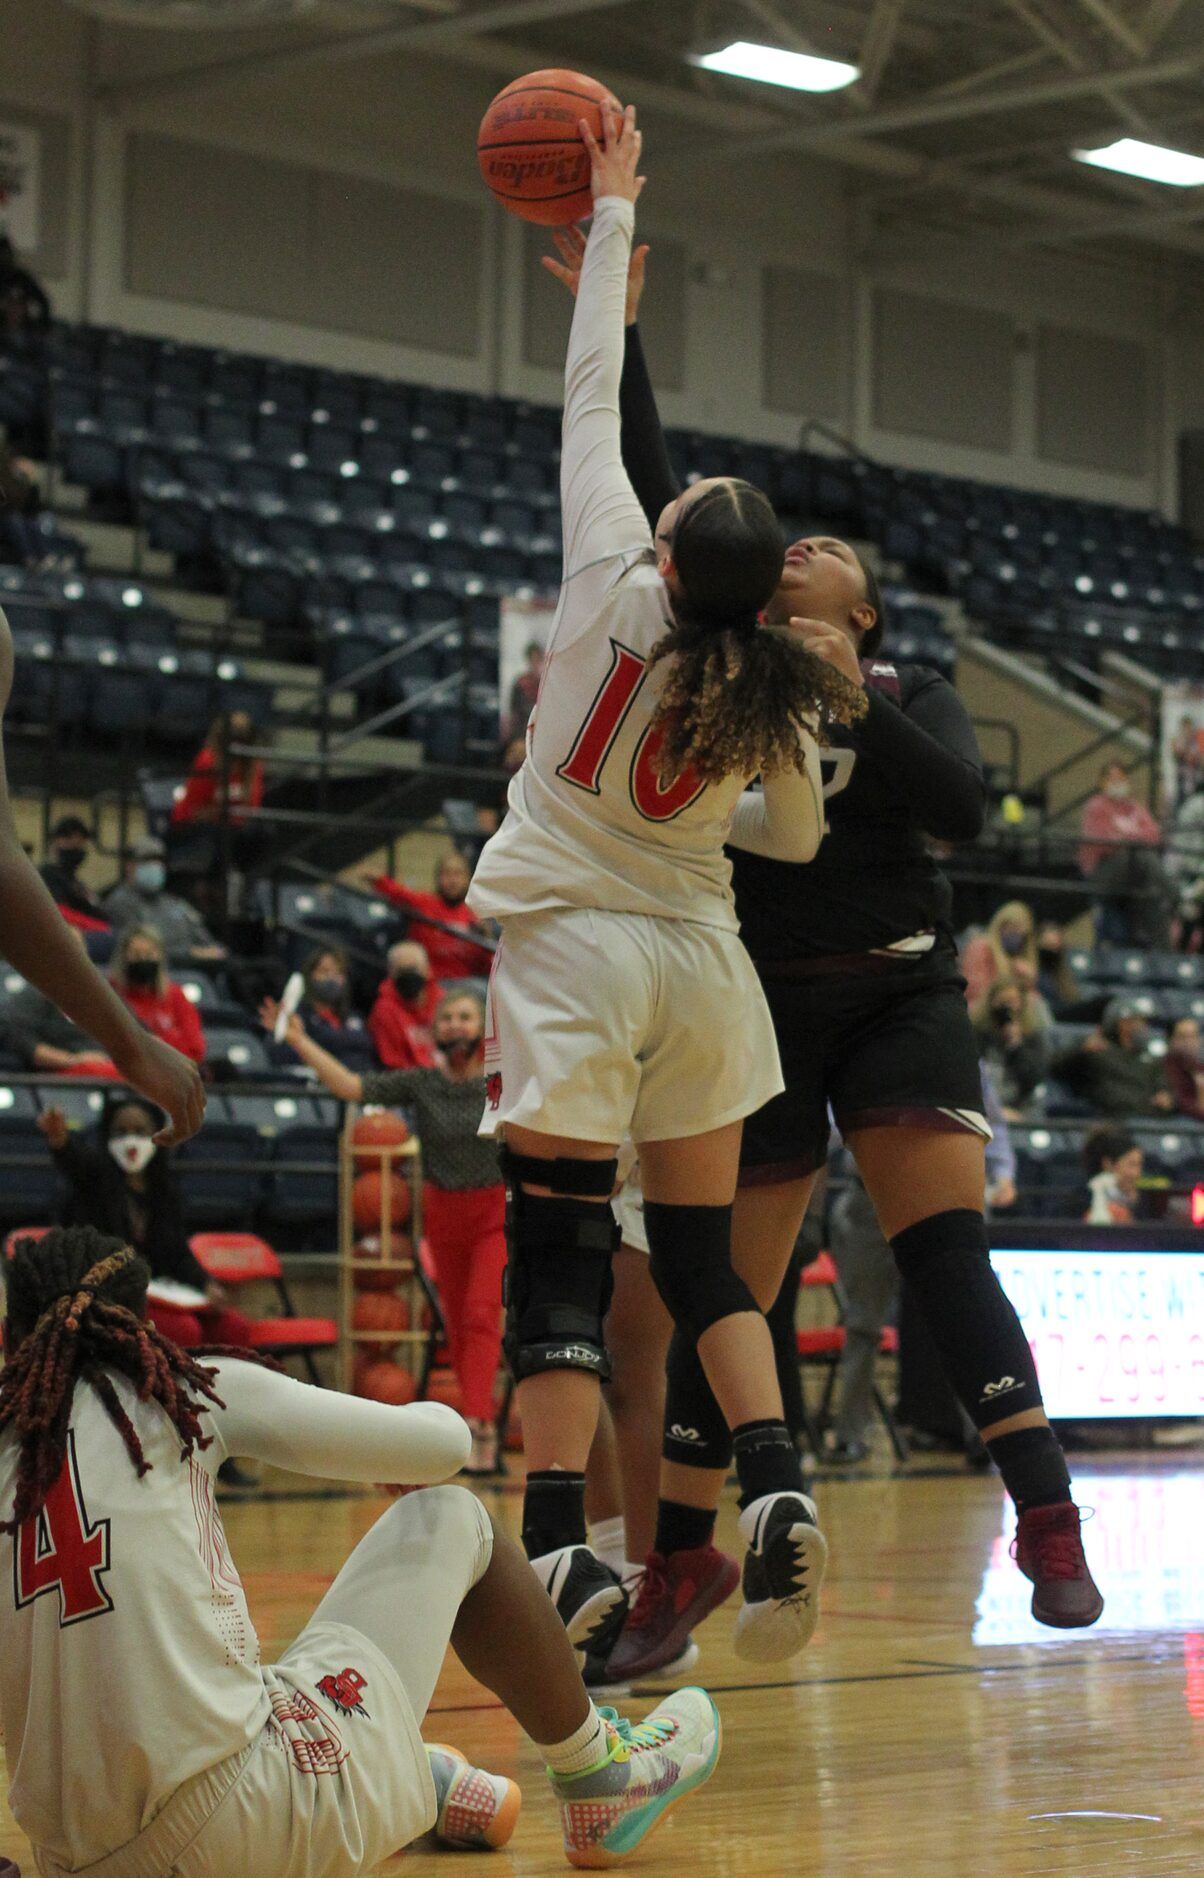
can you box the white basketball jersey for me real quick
[471,197,760,935]
[0,1373,268,1869]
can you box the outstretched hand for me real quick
[542,224,650,326]
[580,101,644,204]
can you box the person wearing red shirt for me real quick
[110,926,206,1065]
[1078,759,1172,947]
[170,712,264,831]
[367,940,442,1069]
[370,852,494,981]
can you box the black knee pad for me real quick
[662,1327,733,1471]
[501,1157,620,1382]
[891,1208,1045,1430]
[644,1201,758,1343]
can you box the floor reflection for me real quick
[974,1468,1204,1645]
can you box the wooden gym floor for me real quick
[4,1450,1203,1876]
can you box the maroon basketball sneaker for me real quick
[1012,1502,1104,1628]
[602,1544,740,1681]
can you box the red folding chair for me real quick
[797,1250,908,1462]
[189,1232,338,1385]
[4,1225,50,1262]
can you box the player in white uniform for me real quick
[469,108,864,1664]
[0,1228,722,1875]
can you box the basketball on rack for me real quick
[355,1359,418,1406]
[351,1293,410,1357]
[352,1169,413,1233]
[477,69,622,225]
[351,1230,414,1293]
[351,1110,409,1169]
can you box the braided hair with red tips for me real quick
[0,1225,277,1536]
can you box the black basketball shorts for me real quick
[739,944,991,1184]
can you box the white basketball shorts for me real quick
[479,907,783,1146]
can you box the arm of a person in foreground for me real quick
[853,673,986,843]
[206,1359,472,1483]
[0,613,205,1142]
[726,732,826,863]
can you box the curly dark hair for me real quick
[651,480,867,785]
[0,1225,275,1536]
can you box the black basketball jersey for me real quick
[732,660,985,963]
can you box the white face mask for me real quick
[109,1134,156,1176]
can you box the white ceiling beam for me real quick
[1074,0,1148,57]
[1009,183,1204,244]
[1141,0,1192,49]
[852,0,906,108]
[655,46,1204,167]
[928,47,1052,99]
[98,0,627,104]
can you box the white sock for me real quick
[541,1702,609,1776]
[590,1514,626,1578]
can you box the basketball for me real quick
[351,1293,410,1358]
[352,1230,413,1292]
[477,69,622,225]
[352,1169,412,1233]
[355,1360,418,1407]
[351,1109,409,1169]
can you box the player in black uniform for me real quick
[0,609,205,1145]
[542,231,1103,1676]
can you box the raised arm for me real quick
[620,326,680,529]
[559,107,653,578]
[259,998,364,1102]
[0,612,205,1143]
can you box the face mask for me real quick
[999,930,1026,956]
[311,977,345,1005]
[440,886,467,907]
[1104,780,1130,800]
[56,847,86,874]
[443,1035,480,1066]
[109,1134,156,1176]
[393,969,428,1002]
[134,861,165,893]
[125,958,160,989]
[1124,1023,1149,1049]
[990,1004,1016,1030]
[1175,1039,1200,1062]
[1038,944,1061,968]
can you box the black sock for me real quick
[654,1499,717,1558]
[522,1469,587,1560]
[988,1426,1072,1511]
[732,1419,804,1511]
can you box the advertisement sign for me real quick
[989,1246,1204,1419]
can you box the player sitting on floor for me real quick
[0,1227,720,1876]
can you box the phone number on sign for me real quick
[1029,1329,1204,1416]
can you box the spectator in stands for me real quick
[1083,1125,1143,1226]
[35,1091,255,1485]
[1052,996,1174,1120]
[970,977,1050,1120]
[264,987,505,1476]
[0,444,45,569]
[1079,759,1172,947]
[103,836,226,961]
[366,939,441,1070]
[1163,1016,1204,1123]
[1034,921,1082,1019]
[960,899,1039,1006]
[508,639,544,739]
[268,944,374,1075]
[110,926,206,1065]
[170,711,264,836]
[0,925,120,1076]
[369,850,494,981]
[38,814,111,935]
[0,233,51,335]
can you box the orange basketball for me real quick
[477,69,622,225]
[424,1371,464,1414]
[356,1360,418,1406]
[352,1230,413,1293]
[351,1110,409,1169]
[352,1169,412,1233]
[351,1294,410,1359]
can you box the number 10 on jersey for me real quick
[556,639,706,823]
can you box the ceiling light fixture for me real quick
[1074,137,1204,187]
[694,40,860,93]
